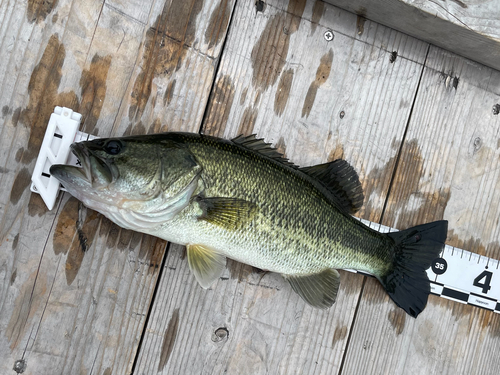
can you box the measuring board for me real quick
[32,107,500,314]
[30,106,96,210]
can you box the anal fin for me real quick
[187,244,227,289]
[284,269,341,309]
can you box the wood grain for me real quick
[2,0,500,374]
[0,0,235,374]
[325,0,500,72]
[341,46,500,375]
[134,0,430,374]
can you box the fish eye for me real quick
[104,140,124,155]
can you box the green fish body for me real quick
[50,132,447,317]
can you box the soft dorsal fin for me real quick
[231,134,297,167]
[300,160,364,214]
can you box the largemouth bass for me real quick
[50,133,447,317]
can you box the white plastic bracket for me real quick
[30,106,97,210]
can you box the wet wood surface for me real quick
[0,0,499,374]
[325,0,500,72]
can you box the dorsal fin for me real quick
[231,134,297,167]
[300,160,364,214]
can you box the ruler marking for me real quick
[442,287,469,302]
[431,281,445,287]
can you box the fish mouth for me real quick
[49,142,114,189]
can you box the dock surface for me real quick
[1,0,499,374]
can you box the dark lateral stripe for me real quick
[54,133,63,138]
[442,287,469,302]
[42,172,50,178]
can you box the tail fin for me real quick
[380,220,448,318]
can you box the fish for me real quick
[50,132,448,317]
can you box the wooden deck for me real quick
[1,0,500,374]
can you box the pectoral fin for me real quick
[283,269,341,309]
[187,244,227,289]
[195,196,258,230]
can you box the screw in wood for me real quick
[324,30,334,41]
[493,104,500,115]
[13,359,26,373]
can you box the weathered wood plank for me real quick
[325,0,500,72]
[0,0,236,374]
[341,46,500,375]
[113,0,236,135]
[134,245,364,375]
[0,1,153,373]
[134,0,430,373]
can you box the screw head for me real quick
[13,359,26,373]
[324,30,334,41]
[493,104,500,115]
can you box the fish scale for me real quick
[178,134,391,274]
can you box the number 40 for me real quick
[473,270,493,294]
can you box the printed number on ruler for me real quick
[428,246,500,312]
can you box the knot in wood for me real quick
[473,137,482,152]
[212,327,229,342]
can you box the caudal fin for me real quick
[380,220,448,318]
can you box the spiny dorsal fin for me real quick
[195,196,258,230]
[231,134,297,167]
[283,269,341,309]
[300,160,364,214]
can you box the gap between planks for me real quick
[337,43,430,375]
[130,242,172,374]
[128,1,239,370]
